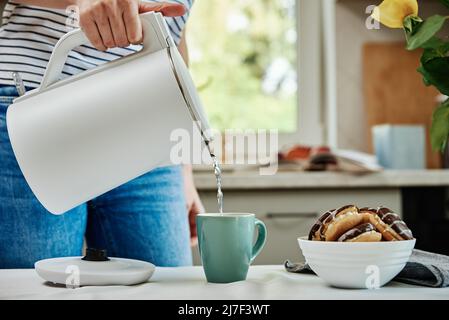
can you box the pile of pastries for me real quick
[308,205,414,242]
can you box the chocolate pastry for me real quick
[319,205,364,241]
[337,223,382,242]
[360,207,414,241]
[308,209,334,240]
[309,205,414,242]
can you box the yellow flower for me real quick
[372,0,419,28]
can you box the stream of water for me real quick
[206,142,223,214]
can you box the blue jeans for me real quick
[0,86,192,268]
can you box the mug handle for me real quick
[251,219,267,263]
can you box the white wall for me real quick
[335,0,447,152]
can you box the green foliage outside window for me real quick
[187,0,297,132]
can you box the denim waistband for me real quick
[0,85,20,97]
[0,85,36,105]
[0,86,19,106]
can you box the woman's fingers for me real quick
[79,0,186,50]
[106,1,130,47]
[79,15,107,51]
[122,0,142,45]
[138,2,186,17]
[109,15,129,47]
[92,5,115,48]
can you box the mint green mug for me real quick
[196,213,267,283]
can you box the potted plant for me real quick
[372,0,449,152]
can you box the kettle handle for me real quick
[39,12,173,90]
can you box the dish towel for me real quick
[284,249,449,288]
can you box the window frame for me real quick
[276,0,337,148]
[248,0,331,148]
[279,0,324,147]
[190,0,337,157]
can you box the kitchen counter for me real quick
[1,266,448,300]
[194,169,449,190]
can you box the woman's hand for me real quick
[183,165,205,247]
[76,0,186,51]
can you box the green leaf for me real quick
[417,65,432,86]
[404,15,422,36]
[406,15,447,50]
[440,0,449,9]
[421,49,439,65]
[419,57,449,95]
[420,36,446,49]
[420,41,449,64]
[431,99,449,152]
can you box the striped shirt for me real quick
[0,0,193,88]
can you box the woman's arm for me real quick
[12,0,186,51]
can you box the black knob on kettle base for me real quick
[82,248,110,261]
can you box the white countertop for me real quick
[194,170,449,190]
[1,266,448,300]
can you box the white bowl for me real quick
[297,237,415,289]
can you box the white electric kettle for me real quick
[6,12,212,215]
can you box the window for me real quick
[187,0,328,147]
